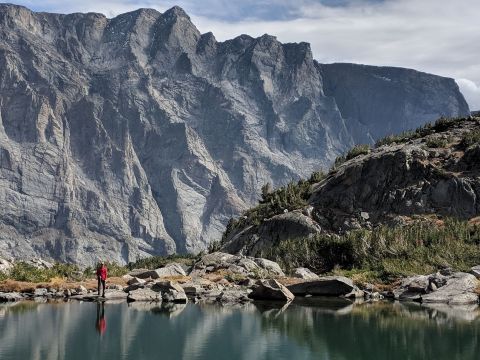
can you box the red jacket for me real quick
[97,266,107,280]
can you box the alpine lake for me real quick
[0,297,479,360]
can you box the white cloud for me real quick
[6,0,480,109]
[457,79,480,111]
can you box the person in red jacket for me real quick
[96,261,107,297]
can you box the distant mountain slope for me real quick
[0,4,470,264]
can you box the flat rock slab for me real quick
[287,276,355,296]
[127,288,161,302]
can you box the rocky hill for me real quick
[221,116,480,258]
[0,4,470,264]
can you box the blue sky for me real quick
[6,0,480,109]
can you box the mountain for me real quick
[0,4,470,264]
[221,116,480,256]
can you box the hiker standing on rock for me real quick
[96,262,107,297]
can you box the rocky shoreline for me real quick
[1,253,479,307]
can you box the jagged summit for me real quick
[0,4,470,264]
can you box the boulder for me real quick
[292,267,319,280]
[127,277,146,286]
[127,288,161,302]
[217,289,251,304]
[393,275,429,301]
[422,272,479,305]
[133,263,187,280]
[33,288,48,297]
[128,269,150,278]
[287,276,355,296]
[254,258,285,276]
[75,285,88,295]
[152,281,187,303]
[150,263,187,278]
[249,279,294,302]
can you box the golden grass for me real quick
[159,275,191,283]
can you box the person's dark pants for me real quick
[97,277,106,296]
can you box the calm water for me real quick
[0,298,479,360]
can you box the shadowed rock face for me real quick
[0,4,470,264]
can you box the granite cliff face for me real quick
[0,4,470,264]
[222,117,480,256]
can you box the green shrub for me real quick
[127,254,197,270]
[346,144,371,160]
[375,130,418,147]
[425,137,448,148]
[261,218,480,283]
[461,129,480,148]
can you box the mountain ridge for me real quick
[0,3,470,264]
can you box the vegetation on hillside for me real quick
[261,218,480,283]
[220,171,326,243]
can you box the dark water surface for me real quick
[0,298,479,360]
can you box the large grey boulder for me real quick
[249,279,294,302]
[127,288,161,302]
[422,272,479,305]
[152,281,188,303]
[253,258,285,277]
[0,4,469,265]
[292,267,319,280]
[149,263,187,279]
[393,275,430,301]
[287,276,356,296]
[217,288,251,304]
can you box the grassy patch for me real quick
[127,254,197,271]
[260,218,480,284]
[425,137,449,148]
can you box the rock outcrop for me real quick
[222,117,480,255]
[0,4,470,264]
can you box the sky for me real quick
[7,0,480,109]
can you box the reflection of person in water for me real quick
[96,302,107,335]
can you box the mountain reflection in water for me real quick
[0,299,479,360]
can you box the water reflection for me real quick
[0,299,478,360]
[95,302,107,335]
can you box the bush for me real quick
[461,129,480,148]
[127,254,197,270]
[261,218,480,283]
[425,137,449,148]
[346,144,371,160]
